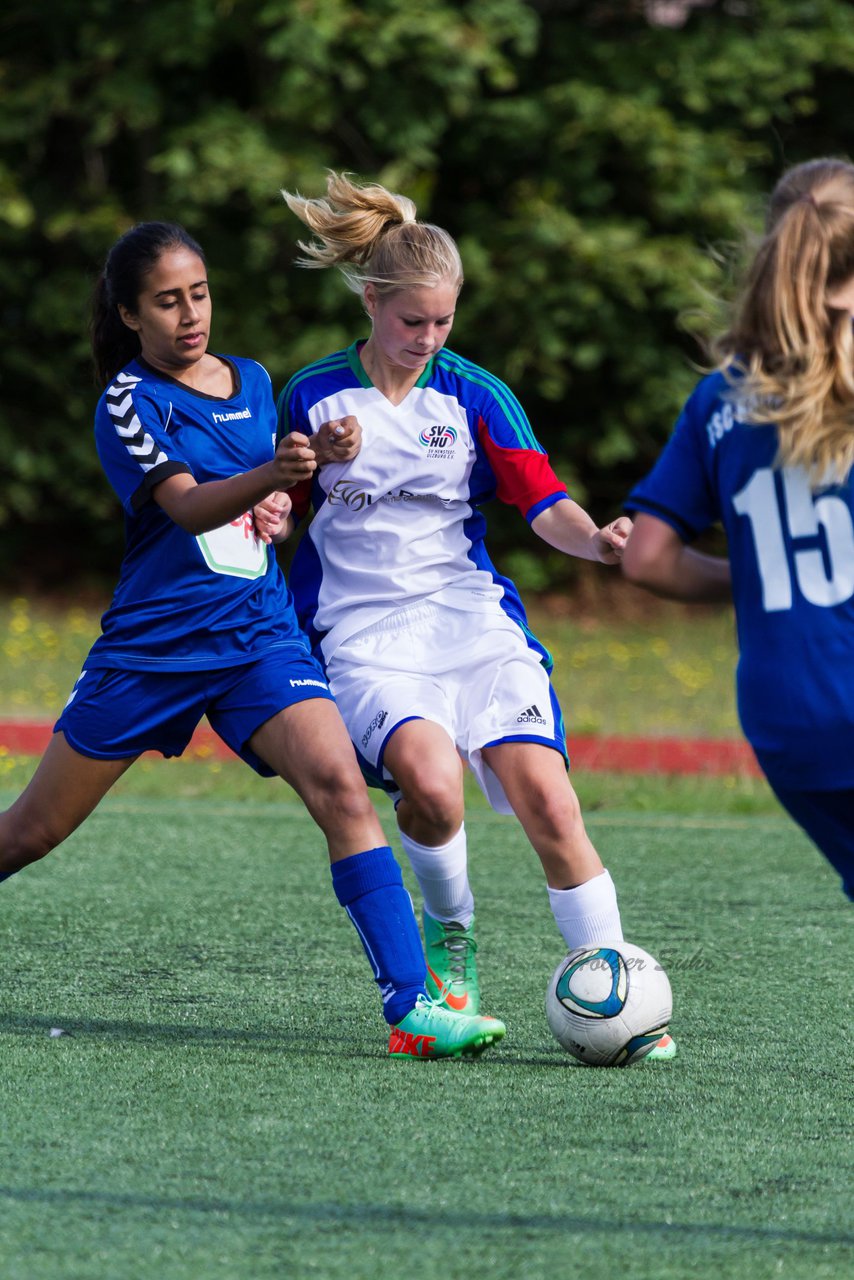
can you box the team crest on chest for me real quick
[419,424,458,456]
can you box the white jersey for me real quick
[278,342,569,663]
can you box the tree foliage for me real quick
[1,0,853,586]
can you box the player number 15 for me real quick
[732,466,854,611]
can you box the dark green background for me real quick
[2,0,853,587]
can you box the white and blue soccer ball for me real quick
[545,940,672,1067]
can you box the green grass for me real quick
[0,751,781,817]
[1,768,851,1280]
[2,592,849,1277]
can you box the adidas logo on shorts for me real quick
[516,703,547,725]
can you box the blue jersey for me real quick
[278,341,568,662]
[86,355,306,672]
[626,369,854,790]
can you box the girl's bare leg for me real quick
[0,733,137,876]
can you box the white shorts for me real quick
[327,599,567,814]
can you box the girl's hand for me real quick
[312,415,362,464]
[273,432,318,487]
[253,491,293,545]
[593,515,633,564]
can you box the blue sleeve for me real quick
[626,382,723,541]
[94,373,191,515]
[276,377,313,445]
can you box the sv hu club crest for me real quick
[419,424,458,450]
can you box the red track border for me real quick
[0,718,762,777]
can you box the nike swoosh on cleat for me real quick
[426,964,470,1011]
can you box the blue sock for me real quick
[331,846,427,1026]
[0,871,15,883]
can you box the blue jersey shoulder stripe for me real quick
[280,351,352,404]
[435,350,543,453]
[277,351,353,438]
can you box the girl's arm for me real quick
[621,512,732,601]
[152,434,315,535]
[531,499,632,565]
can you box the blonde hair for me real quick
[281,171,463,298]
[717,158,854,484]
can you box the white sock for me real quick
[398,824,475,927]
[548,869,623,951]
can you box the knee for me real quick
[309,763,376,826]
[332,777,378,827]
[0,813,58,873]
[527,779,585,839]
[399,759,464,829]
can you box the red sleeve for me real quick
[477,415,568,521]
[285,477,313,521]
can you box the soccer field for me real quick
[1,772,850,1280]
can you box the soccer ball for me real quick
[545,940,672,1067]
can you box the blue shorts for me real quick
[54,649,334,777]
[768,784,854,901]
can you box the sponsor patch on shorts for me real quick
[361,708,388,749]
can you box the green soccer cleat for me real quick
[423,911,481,1016]
[644,1032,677,1062]
[388,994,506,1059]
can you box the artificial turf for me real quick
[1,773,851,1279]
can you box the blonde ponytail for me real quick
[282,171,463,298]
[717,158,854,484]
